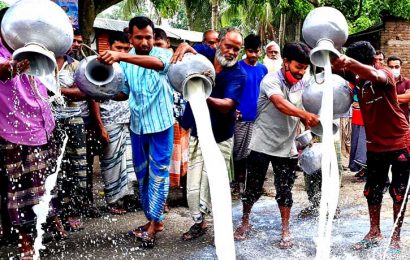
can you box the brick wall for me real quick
[381,18,410,77]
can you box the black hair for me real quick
[346,41,375,65]
[244,34,261,50]
[154,28,168,41]
[0,7,9,25]
[129,16,155,34]
[108,31,129,46]
[73,28,82,36]
[202,29,217,42]
[375,50,384,58]
[282,42,310,64]
[387,55,402,65]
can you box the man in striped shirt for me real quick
[99,16,173,248]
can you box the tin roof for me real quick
[93,18,203,43]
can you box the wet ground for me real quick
[1,165,409,259]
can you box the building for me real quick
[346,15,410,77]
[91,18,203,53]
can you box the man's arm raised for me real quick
[98,51,165,71]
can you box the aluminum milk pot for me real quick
[1,0,73,76]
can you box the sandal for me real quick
[352,238,381,250]
[65,217,84,232]
[109,206,127,215]
[140,231,156,248]
[128,223,164,238]
[181,223,207,241]
[128,225,146,238]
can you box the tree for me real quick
[78,0,123,45]
[0,0,7,9]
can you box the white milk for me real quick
[185,79,235,260]
[315,53,340,259]
[32,134,68,260]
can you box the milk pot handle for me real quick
[313,65,325,85]
[80,44,99,61]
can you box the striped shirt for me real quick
[121,47,174,134]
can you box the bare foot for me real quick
[389,238,401,250]
[234,223,252,240]
[279,236,294,249]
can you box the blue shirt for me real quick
[181,50,246,143]
[237,60,268,121]
[121,47,174,134]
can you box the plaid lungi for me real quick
[233,121,253,161]
[0,134,58,226]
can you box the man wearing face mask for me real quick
[234,42,319,249]
[387,55,410,122]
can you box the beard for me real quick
[263,56,283,73]
[216,48,238,68]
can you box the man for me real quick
[53,51,89,232]
[90,31,136,215]
[232,34,267,195]
[263,41,282,73]
[153,28,171,50]
[98,16,174,248]
[0,7,58,258]
[202,29,219,49]
[332,41,409,252]
[65,28,102,218]
[373,50,384,68]
[387,55,410,122]
[154,28,189,212]
[171,27,246,240]
[68,28,83,61]
[234,42,319,249]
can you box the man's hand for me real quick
[301,112,320,128]
[171,42,197,64]
[100,127,110,144]
[235,109,242,121]
[331,54,351,71]
[98,50,122,65]
[10,59,30,75]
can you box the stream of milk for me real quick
[185,79,236,259]
[32,134,68,260]
[315,52,340,259]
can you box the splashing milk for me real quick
[32,134,69,260]
[315,52,340,259]
[185,79,235,259]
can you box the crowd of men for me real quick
[0,9,409,259]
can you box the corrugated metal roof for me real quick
[93,18,203,43]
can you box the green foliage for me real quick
[0,0,7,9]
[169,5,190,29]
[184,0,212,31]
[152,0,179,18]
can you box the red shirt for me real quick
[396,76,410,122]
[357,69,410,152]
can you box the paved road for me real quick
[1,169,409,259]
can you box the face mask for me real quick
[392,68,400,78]
[284,68,301,85]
